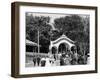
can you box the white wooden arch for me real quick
[49,34,75,51]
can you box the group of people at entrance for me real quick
[32,49,89,67]
[55,49,89,66]
[59,50,78,65]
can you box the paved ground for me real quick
[25,60,60,67]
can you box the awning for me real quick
[26,39,38,46]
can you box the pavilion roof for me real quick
[26,39,38,46]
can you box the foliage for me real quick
[26,13,90,54]
[26,13,52,44]
[54,15,90,53]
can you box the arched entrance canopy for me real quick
[49,34,75,51]
[49,35,75,59]
[49,34,76,60]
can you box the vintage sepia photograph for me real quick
[25,12,90,67]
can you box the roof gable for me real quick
[51,34,75,44]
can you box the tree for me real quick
[26,13,52,53]
[26,14,51,41]
[54,15,90,54]
[54,15,84,33]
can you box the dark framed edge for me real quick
[11,2,98,78]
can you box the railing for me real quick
[26,52,49,57]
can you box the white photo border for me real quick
[19,5,96,75]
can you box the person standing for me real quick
[64,54,72,65]
[60,53,65,66]
[33,55,37,67]
[45,57,51,67]
[41,57,46,67]
[71,51,78,65]
[37,55,41,66]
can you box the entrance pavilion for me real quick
[49,34,76,58]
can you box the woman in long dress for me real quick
[64,54,72,65]
[45,57,51,67]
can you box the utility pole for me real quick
[38,30,39,54]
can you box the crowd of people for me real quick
[32,48,89,67]
[58,50,89,66]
